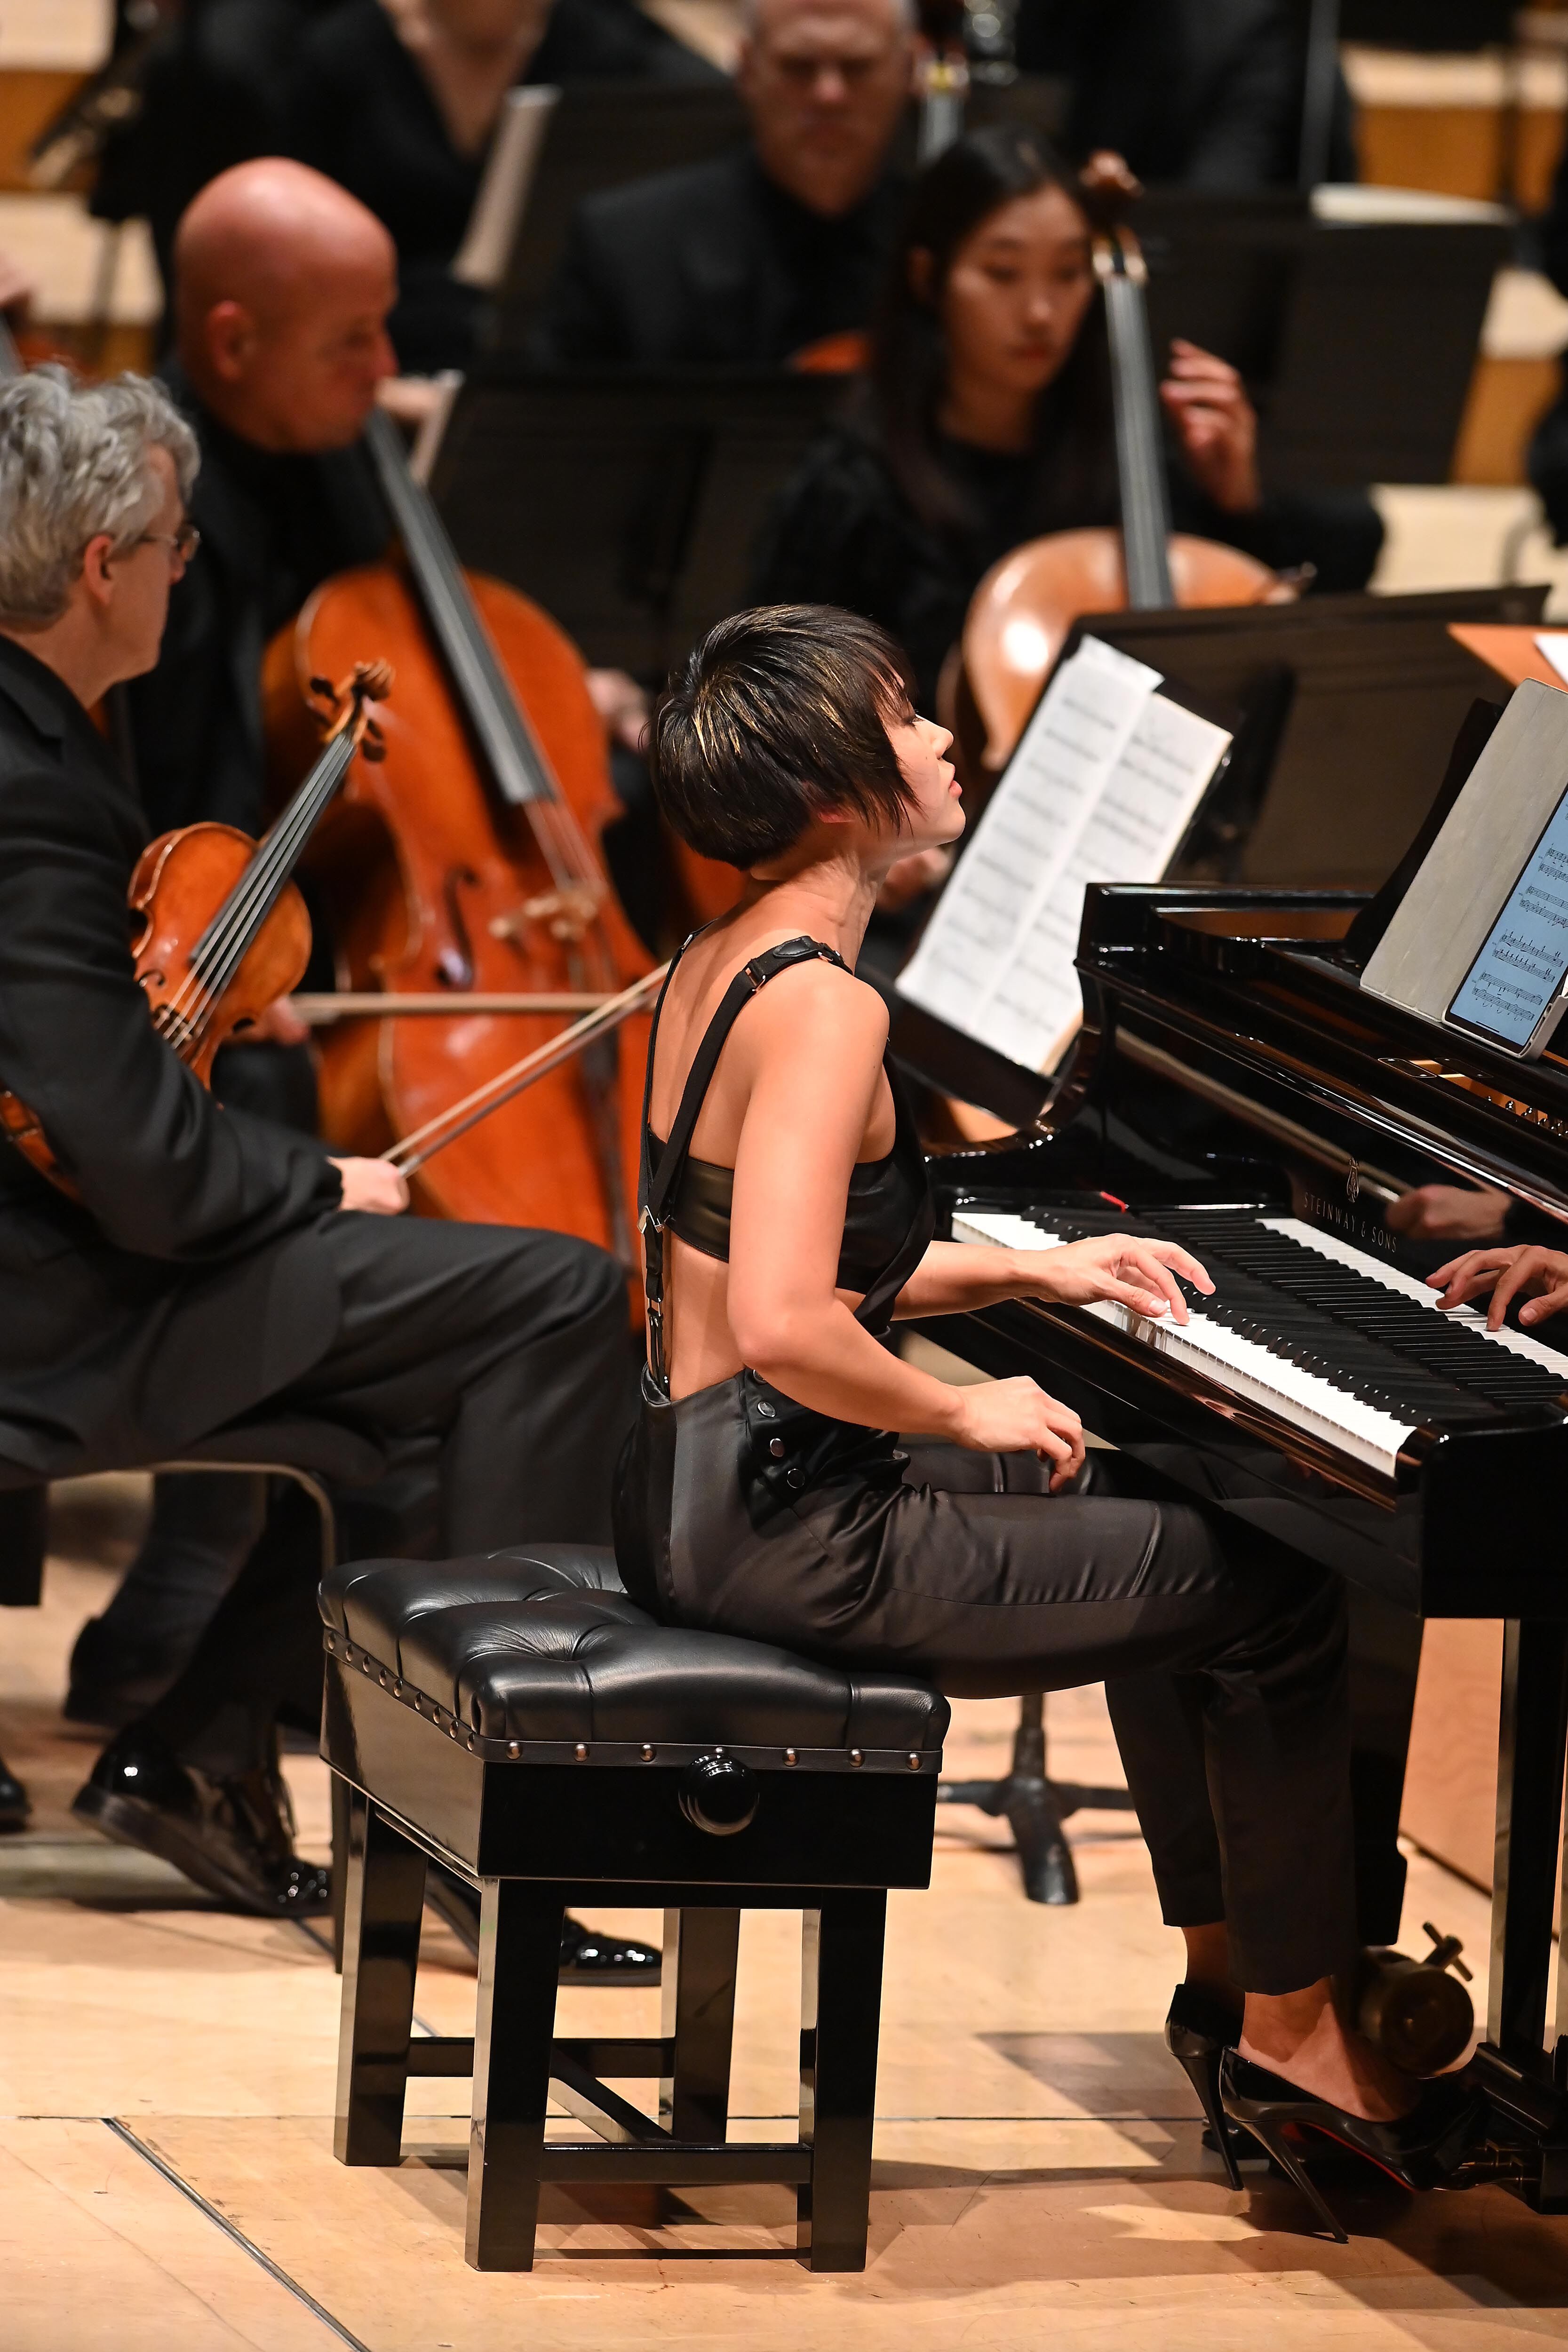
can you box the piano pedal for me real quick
[1355,1925,1475,2077]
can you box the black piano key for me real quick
[1014,1203,1568,1427]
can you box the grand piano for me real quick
[916,879,1568,2210]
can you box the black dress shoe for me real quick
[425,1859,661,1981]
[0,1750,29,1831]
[72,1734,331,1917]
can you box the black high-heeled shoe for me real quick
[1166,1982,1245,2190]
[1219,2049,1482,2242]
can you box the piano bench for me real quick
[319,1544,948,2272]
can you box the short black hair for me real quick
[651,604,916,867]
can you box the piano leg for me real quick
[1345,1588,1424,1947]
[1467,1618,1568,2211]
[1489,1620,1568,2066]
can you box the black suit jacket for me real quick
[1015,0,1345,188]
[0,637,347,1478]
[285,0,723,369]
[531,147,906,368]
[123,363,389,841]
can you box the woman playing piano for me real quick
[616,603,1474,2237]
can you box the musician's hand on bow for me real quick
[231,995,309,1048]
[1027,1232,1213,1326]
[1160,340,1261,515]
[1429,1243,1568,1328]
[951,1376,1086,1491]
[330,1156,410,1216]
[1387,1182,1508,1243]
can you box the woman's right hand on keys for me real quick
[951,1377,1086,1491]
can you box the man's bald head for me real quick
[175,160,398,453]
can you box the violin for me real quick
[265,409,653,1271]
[0,664,390,1194]
[956,154,1295,779]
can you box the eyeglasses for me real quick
[133,522,201,564]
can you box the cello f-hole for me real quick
[436,864,480,989]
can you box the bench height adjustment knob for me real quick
[679,1752,760,1836]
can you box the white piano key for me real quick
[1260,1217,1568,1377]
[950,1209,1413,1474]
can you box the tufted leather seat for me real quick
[324,1542,946,2274]
[319,1543,948,1767]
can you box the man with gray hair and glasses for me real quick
[0,367,633,1912]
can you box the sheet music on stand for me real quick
[897,637,1233,1074]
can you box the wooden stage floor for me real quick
[3,1475,1567,2351]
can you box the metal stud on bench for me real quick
[320,1544,947,2272]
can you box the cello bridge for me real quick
[490,882,605,947]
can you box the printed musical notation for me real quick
[899,637,1233,1072]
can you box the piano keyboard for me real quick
[951,1207,1568,1479]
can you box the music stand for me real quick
[1263,207,1511,488]
[1074,583,1550,887]
[479,81,748,358]
[1128,190,1508,488]
[428,366,851,679]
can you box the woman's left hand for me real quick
[1160,340,1261,516]
[1021,1233,1214,1325]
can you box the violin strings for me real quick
[163,747,345,1029]
[156,731,358,1048]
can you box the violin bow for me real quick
[380,964,668,1178]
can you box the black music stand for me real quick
[1068,584,1550,892]
[480,81,748,358]
[428,366,850,678]
[1262,212,1510,490]
[1130,191,1508,490]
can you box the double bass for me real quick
[265,411,652,1270]
[957,155,1295,777]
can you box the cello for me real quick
[957,154,1295,778]
[265,408,652,1269]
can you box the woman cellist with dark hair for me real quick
[752,123,1384,746]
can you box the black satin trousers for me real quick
[615,1376,1357,1992]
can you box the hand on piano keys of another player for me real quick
[1429,1245,1568,1330]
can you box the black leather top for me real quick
[319,1544,948,1770]
[650,1130,928,1294]
[640,934,935,1350]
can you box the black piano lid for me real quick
[1068,882,1568,1227]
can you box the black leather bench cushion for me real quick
[321,1545,948,1760]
